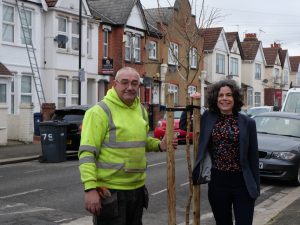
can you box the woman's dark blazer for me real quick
[192,110,260,199]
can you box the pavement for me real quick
[0,140,300,225]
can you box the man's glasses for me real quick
[116,79,140,88]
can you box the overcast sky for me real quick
[140,0,300,56]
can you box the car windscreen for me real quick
[254,116,300,138]
[283,92,300,113]
[52,110,85,122]
[248,108,270,116]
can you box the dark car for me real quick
[253,112,300,185]
[51,105,91,151]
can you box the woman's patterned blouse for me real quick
[211,113,241,172]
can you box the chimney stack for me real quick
[271,42,281,48]
[243,33,258,41]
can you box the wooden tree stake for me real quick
[166,91,176,225]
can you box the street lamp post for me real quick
[78,0,82,105]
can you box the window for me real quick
[188,85,196,96]
[0,83,7,103]
[58,78,67,108]
[283,70,288,85]
[255,63,261,80]
[11,77,15,114]
[21,75,32,103]
[148,41,157,60]
[71,80,79,105]
[58,17,67,49]
[296,72,300,86]
[230,57,238,76]
[254,92,261,107]
[125,33,141,63]
[134,35,141,62]
[274,68,280,84]
[247,88,253,107]
[152,82,159,104]
[2,5,15,43]
[168,42,179,65]
[190,48,197,69]
[125,33,131,61]
[58,17,67,33]
[168,84,179,105]
[216,53,225,74]
[72,20,79,51]
[20,9,32,45]
[87,24,92,56]
[103,29,109,58]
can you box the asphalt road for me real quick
[0,145,299,225]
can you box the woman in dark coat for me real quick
[192,79,260,225]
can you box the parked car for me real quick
[253,112,300,185]
[51,105,91,151]
[281,88,300,113]
[247,106,275,117]
[154,108,193,144]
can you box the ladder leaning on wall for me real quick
[15,0,46,106]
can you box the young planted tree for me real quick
[153,0,221,224]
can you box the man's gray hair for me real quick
[115,67,141,81]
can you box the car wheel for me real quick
[293,163,300,186]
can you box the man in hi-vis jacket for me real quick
[78,67,177,225]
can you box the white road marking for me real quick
[147,162,166,167]
[0,207,54,216]
[24,169,43,174]
[54,218,74,223]
[0,203,26,210]
[61,216,92,225]
[180,182,189,186]
[260,185,273,194]
[0,203,54,216]
[0,189,43,199]
[151,181,189,196]
[151,188,167,196]
[147,158,185,168]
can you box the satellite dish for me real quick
[54,34,69,44]
[262,79,268,84]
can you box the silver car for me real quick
[253,112,300,185]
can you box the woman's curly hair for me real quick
[206,79,244,114]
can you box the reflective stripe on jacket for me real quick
[78,88,160,190]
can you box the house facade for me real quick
[289,56,300,87]
[278,48,291,101]
[44,0,99,108]
[1,0,45,114]
[263,44,285,107]
[241,33,267,108]
[0,0,98,143]
[88,0,149,103]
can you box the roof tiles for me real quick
[290,56,300,72]
[263,48,279,66]
[87,0,137,24]
[241,41,260,61]
[0,63,12,76]
[45,0,57,7]
[200,27,223,51]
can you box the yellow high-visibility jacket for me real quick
[78,88,160,191]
